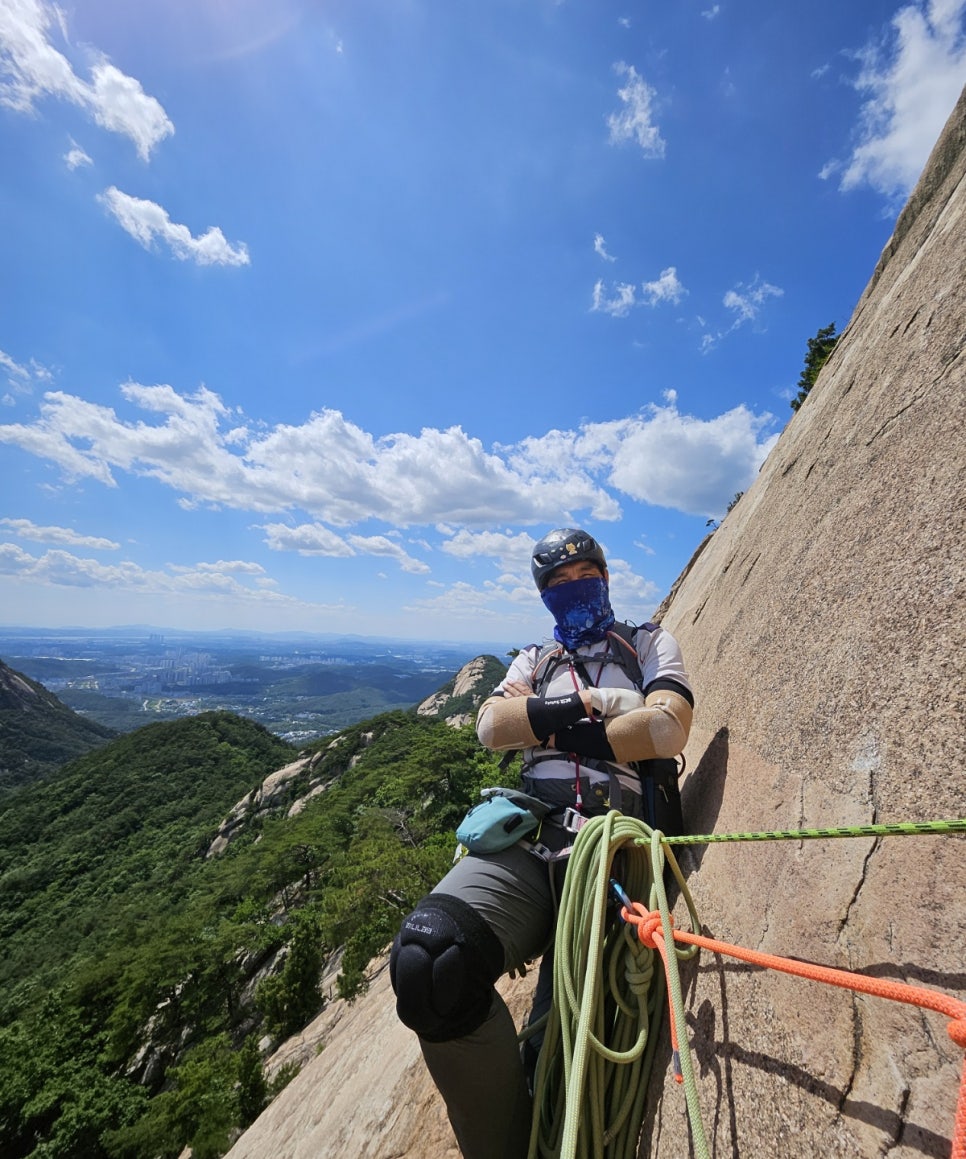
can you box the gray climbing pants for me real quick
[419,834,570,1159]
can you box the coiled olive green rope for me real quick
[527,814,704,1159]
[527,815,965,1159]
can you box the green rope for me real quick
[645,828,709,1159]
[662,818,966,845]
[528,815,706,1159]
[525,814,965,1158]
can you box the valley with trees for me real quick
[0,653,509,1157]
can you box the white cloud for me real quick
[65,139,92,169]
[0,349,30,381]
[265,523,430,574]
[440,528,536,568]
[606,62,666,158]
[505,400,778,520]
[0,0,174,160]
[594,233,617,262]
[347,534,431,574]
[702,5,722,20]
[0,542,324,608]
[183,559,268,576]
[641,266,687,305]
[99,187,251,267]
[838,0,966,198]
[404,579,531,626]
[262,522,355,557]
[0,517,119,549]
[0,383,776,536]
[591,278,637,316]
[576,399,779,518]
[592,267,686,315]
[722,277,783,325]
[698,276,783,351]
[0,348,54,399]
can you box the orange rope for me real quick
[621,901,966,1159]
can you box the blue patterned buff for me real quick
[540,575,616,650]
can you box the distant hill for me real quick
[0,656,116,791]
[0,654,504,1158]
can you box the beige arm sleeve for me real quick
[476,694,542,751]
[603,689,693,764]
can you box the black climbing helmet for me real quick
[530,528,607,591]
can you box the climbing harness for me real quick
[528,815,966,1159]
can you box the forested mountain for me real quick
[0,657,116,791]
[0,655,506,1158]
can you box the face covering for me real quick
[540,575,615,650]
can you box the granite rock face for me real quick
[225,958,537,1159]
[227,87,966,1159]
[649,85,966,1159]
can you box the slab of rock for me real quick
[226,957,537,1158]
[647,84,966,1159]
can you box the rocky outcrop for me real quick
[204,754,330,857]
[206,658,503,856]
[416,654,506,726]
[227,87,966,1159]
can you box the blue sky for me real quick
[1,0,964,646]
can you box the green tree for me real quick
[236,1035,267,1127]
[790,322,839,411]
[256,910,325,1038]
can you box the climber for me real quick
[390,528,694,1159]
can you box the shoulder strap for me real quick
[531,642,565,696]
[531,624,644,694]
[604,622,644,690]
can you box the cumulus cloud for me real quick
[180,559,268,576]
[347,534,431,574]
[501,398,776,519]
[0,542,323,608]
[260,522,428,573]
[99,188,251,266]
[0,0,174,160]
[836,0,966,198]
[0,517,119,550]
[262,522,355,557]
[606,62,666,157]
[0,383,776,543]
[584,400,778,517]
[440,528,536,568]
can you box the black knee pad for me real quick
[390,893,504,1042]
